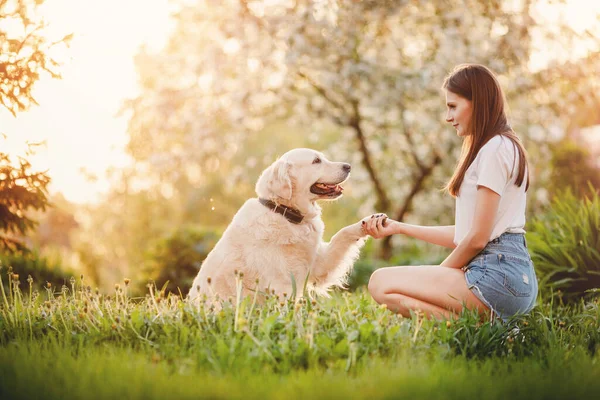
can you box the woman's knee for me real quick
[368,268,387,303]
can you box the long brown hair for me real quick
[442,64,529,197]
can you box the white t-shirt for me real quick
[454,135,527,246]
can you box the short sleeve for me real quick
[476,141,512,196]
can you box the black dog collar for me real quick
[258,198,304,224]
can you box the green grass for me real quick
[2,341,599,400]
[1,270,599,399]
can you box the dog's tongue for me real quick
[316,183,342,191]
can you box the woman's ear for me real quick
[255,159,293,200]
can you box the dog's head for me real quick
[255,148,351,212]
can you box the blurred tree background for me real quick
[3,0,599,296]
[0,0,74,289]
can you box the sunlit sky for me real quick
[0,0,175,204]
[0,0,598,204]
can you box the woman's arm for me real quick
[361,216,456,249]
[440,186,500,269]
[394,223,456,249]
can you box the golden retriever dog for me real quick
[187,148,369,305]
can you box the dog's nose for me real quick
[342,163,351,172]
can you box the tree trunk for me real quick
[349,100,391,212]
[380,152,442,260]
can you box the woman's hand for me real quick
[361,213,400,239]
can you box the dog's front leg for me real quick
[311,222,368,290]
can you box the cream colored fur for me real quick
[187,148,368,304]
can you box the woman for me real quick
[363,64,538,322]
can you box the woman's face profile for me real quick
[445,90,472,137]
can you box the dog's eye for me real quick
[312,158,321,164]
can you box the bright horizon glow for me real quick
[0,0,598,204]
[0,0,175,204]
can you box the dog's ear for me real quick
[256,159,293,200]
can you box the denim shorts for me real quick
[463,232,538,322]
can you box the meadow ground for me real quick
[1,274,599,399]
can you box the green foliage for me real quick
[0,151,51,252]
[0,251,73,293]
[143,226,221,296]
[347,257,386,292]
[549,138,600,200]
[527,187,600,302]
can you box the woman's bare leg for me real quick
[381,292,457,320]
[368,265,489,318]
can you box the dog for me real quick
[187,148,370,305]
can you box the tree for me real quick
[142,226,221,296]
[0,0,71,252]
[0,148,50,252]
[548,138,600,200]
[124,0,600,258]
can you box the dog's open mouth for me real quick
[310,182,344,197]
